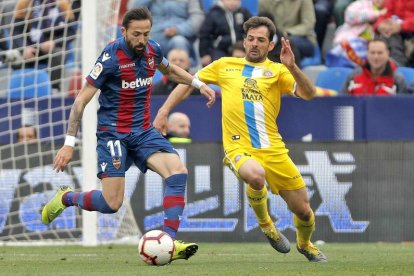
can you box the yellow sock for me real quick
[293,210,315,248]
[246,185,272,226]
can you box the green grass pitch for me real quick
[1,243,414,275]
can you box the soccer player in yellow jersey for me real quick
[154,16,327,262]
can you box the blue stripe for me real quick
[242,65,254,77]
[243,101,261,148]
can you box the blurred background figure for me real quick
[334,0,387,45]
[229,40,246,58]
[313,0,335,49]
[128,0,205,66]
[17,125,38,143]
[259,0,317,65]
[10,0,78,92]
[199,0,252,67]
[166,112,192,143]
[341,38,407,95]
[152,48,199,95]
[373,0,414,67]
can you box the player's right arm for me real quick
[53,82,99,172]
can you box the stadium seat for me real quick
[396,67,414,86]
[8,68,52,98]
[315,67,353,92]
[301,45,322,68]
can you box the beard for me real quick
[126,39,146,57]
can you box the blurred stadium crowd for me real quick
[1,0,414,97]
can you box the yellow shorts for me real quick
[223,147,305,195]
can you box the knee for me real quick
[295,207,313,222]
[246,169,266,190]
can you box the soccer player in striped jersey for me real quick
[42,7,215,262]
[154,16,327,262]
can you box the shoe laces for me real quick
[302,243,320,255]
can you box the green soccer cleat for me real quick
[261,224,291,254]
[41,186,73,225]
[171,240,198,262]
[297,243,327,262]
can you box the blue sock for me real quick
[63,190,116,213]
[163,174,187,239]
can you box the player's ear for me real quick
[121,27,127,37]
[268,40,275,52]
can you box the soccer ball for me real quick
[138,230,174,266]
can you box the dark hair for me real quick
[122,7,152,29]
[243,16,276,41]
[368,37,390,51]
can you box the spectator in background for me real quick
[128,0,205,64]
[334,0,355,26]
[199,0,252,67]
[17,125,38,143]
[334,0,387,45]
[258,0,317,65]
[11,0,77,91]
[0,28,23,66]
[374,0,414,67]
[152,48,199,95]
[166,112,192,143]
[229,40,246,57]
[342,38,407,95]
[314,0,335,48]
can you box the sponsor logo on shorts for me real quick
[234,155,242,163]
[232,135,240,140]
[100,162,107,172]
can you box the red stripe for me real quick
[73,193,80,206]
[143,44,156,130]
[83,191,95,211]
[163,195,185,209]
[116,49,136,132]
[164,219,180,230]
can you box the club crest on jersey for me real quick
[148,57,155,68]
[89,62,103,80]
[263,70,273,77]
[112,158,121,170]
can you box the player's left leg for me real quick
[279,188,327,262]
[146,151,198,261]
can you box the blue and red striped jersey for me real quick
[86,37,169,133]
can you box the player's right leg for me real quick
[227,153,290,254]
[42,131,127,225]
[41,177,123,225]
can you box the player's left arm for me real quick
[158,62,216,107]
[280,37,316,100]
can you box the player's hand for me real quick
[153,110,169,136]
[280,37,295,69]
[199,84,216,108]
[53,146,74,172]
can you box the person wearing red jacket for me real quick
[373,0,414,66]
[342,38,407,95]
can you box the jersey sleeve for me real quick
[151,40,169,68]
[196,59,220,85]
[86,50,114,89]
[276,65,296,96]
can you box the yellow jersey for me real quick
[196,57,296,152]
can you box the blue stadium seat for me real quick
[315,67,353,92]
[8,68,52,98]
[301,45,322,68]
[396,67,414,85]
